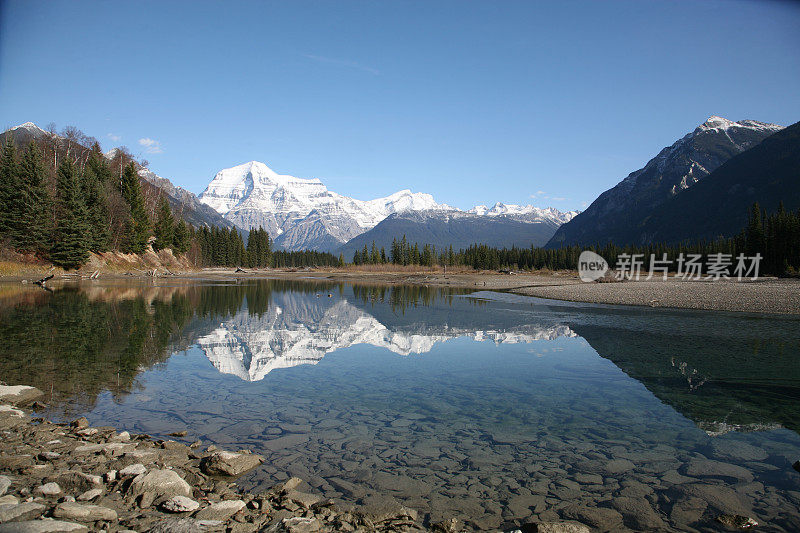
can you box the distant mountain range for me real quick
[337,207,576,259]
[547,116,787,247]
[9,114,796,254]
[1,122,236,232]
[198,160,577,252]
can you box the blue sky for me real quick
[1,0,798,211]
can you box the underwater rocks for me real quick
[0,391,487,532]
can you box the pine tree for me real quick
[0,137,20,237]
[14,142,51,253]
[82,155,111,251]
[153,196,175,251]
[51,160,90,269]
[119,163,150,253]
[173,218,190,255]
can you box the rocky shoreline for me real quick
[0,385,592,533]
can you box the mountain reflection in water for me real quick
[1,279,797,438]
[2,279,800,531]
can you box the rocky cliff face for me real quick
[546,116,783,247]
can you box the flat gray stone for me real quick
[0,405,27,430]
[161,496,200,513]
[284,490,323,509]
[281,517,322,533]
[34,483,61,496]
[76,489,103,502]
[0,476,10,497]
[530,522,591,533]
[0,521,88,533]
[0,502,46,523]
[147,519,224,532]
[52,502,118,522]
[0,385,43,405]
[72,442,135,455]
[200,451,263,477]
[194,500,245,521]
[119,463,147,477]
[128,469,192,499]
[54,472,102,494]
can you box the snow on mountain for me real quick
[198,161,451,249]
[196,292,575,381]
[468,202,579,224]
[199,160,576,251]
[547,116,784,248]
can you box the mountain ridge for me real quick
[546,116,784,248]
[199,160,577,251]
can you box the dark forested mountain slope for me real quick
[547,116,784,247]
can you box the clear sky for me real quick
[1,0,798,212]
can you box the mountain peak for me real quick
[5,121,48,136]
[696,116,782,134]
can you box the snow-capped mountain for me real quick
[199,160,576,251]
[198,161,451,250]
[547,116,784,247]
[195,291,575,381]
[468,203,579,224]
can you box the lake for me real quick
[1,279,799,531]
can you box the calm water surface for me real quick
[1,279,799,531]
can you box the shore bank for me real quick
[0,385,593,533]
[3,263,799,315]
[187,269,800,315]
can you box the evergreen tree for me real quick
[119,163,150,253]
[173,219,190,255]
[82,155,111,251]
[153,196,175,251]
[0,137,20,237]
[14,142,51,252]
[51,160,90,269]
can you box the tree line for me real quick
[2,126,797,275]
[0,134,190,268]
[348,203,800,276]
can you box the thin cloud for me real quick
[107,133,121,142]
[304,54,380,75]
[138,137,164,154]
[531,190,569,202]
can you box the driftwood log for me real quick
[34,274,54,286]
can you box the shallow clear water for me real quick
[1,279,799,531]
